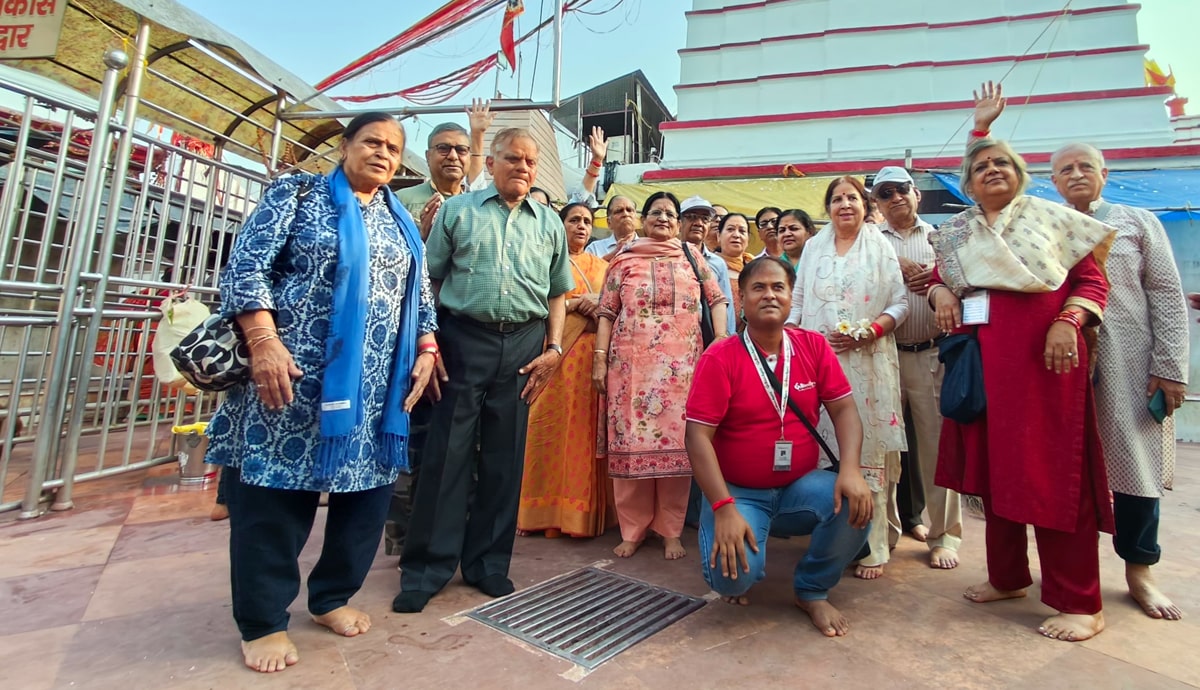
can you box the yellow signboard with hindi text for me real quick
[0,1,66,60]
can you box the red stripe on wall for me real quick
[660,86,1175,131]
[641,145,1200,182]
[680,4,1137,55]
[676,45,1148,91]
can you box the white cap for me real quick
[872,166,914,188]
[679,195,714,215]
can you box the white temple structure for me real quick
[651,0,1198,180]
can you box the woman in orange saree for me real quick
[518,203,611,537]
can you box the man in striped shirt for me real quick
[873,166,963,570]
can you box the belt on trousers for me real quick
[448,311,541,334]
[896,335,947,353]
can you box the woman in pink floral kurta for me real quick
[593,192,728,560]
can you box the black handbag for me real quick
[682,242,715,347]
[168,176,316,393]
[170,314,251,392]
[741,336,839,472]
[938,329,986,424]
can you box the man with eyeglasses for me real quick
[386,101,493,558]
[753,207,783,259]
[872,165,963,571]
[397,100,494,239]
[681,196,737,336]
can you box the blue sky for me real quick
[178,0,1197,135]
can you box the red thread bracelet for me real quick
[711,496,736,512]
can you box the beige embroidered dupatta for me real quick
[930,195,1115,318]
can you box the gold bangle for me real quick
[594,349,607,354]
[246,333,280,350]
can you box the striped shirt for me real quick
[879,218,940,345]
[425,185,574,323]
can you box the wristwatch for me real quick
[545,343,563,355]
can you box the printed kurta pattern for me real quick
[1091,201,1189,497]
[598,252,725,479]
[207,174,437,493]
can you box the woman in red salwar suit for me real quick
[928,139,1116,643]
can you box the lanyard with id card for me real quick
[740,335,842,473]
[742,332,793,471]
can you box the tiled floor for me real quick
[3,450,1200,689]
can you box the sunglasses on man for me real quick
[875,182,913,200]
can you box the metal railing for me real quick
[0,53,270,517]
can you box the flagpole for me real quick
[552,0,564,106]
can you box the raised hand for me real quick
[467,98,494,134]
[972,81,1005,132]
[588,126,608,163]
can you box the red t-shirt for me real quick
[685,329,852,489]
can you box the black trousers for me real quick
[399,312,544,594]
[384,400,434,556]
[896,404,925,532]
[226,466,393,641]
[1112,492,1162,566]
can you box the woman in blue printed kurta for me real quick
[208,113,438,674]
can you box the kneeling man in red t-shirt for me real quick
[685,258,873,637]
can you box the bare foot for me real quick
[964,581,1027,603]
[722,594,750,606]
[663,537,687,560]
[312,606,371,637]
[1127,564,1183,620]
[855,564,883,580]
[910,524,929,542]
[1039,612,1105,641]
[795,599,850,637]
[613,540,642,558]
[241,631,298,673]
[930,546,959,569]
[210,503,229,521]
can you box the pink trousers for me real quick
[612,476,691,542]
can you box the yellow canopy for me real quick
[597,176,851,253]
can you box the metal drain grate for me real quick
[466,566,706,669]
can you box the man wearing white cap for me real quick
[680,195,737,334]
[873,166,963,570]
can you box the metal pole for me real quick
[268,89,286,176]
[552,0,564,107]
[0,96,35,273]
[20,49,129,518]
[54,22,152,512]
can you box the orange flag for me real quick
[500,0,524,70]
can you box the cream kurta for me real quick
[787,224,908,492]
[1089,200,1188,497]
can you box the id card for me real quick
[961,290,990,325]
[773,440,793,472]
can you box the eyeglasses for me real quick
[876,182,913,200]
[681,212,714,223]
[645,210,679,221]
[758,217,778,227]
[432,143,470,157]
[714,214,726,224]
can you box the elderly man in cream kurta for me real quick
[1051,142,1189,621]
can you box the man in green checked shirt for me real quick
[394,127,575,614]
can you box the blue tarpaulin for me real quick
[933,169,1200,221]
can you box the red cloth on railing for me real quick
[316,0,500,91]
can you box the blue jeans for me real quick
[698,470,868,601]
